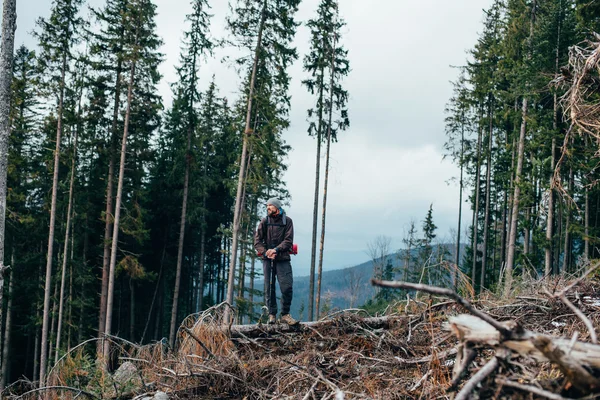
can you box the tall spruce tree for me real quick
[315,1,350,319]
[168,0,213,348]
[34,0,83,384]
[224,0,300,323]
[303,0,350,320]
[103,0,162,359]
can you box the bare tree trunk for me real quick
[40,45,68,386]
[238,205,252,299]
[505,97,528,296]
[505,0,537,295]
[545,138,556,277]
[0,253,14,389]
[585,187,589,260]
[562,168,573,272]
[471,107,483,289]
[103,59,136,361]
[455,119,465,288]
[0,8,16,384]
[309,57,326,323]
[316,32,337,319]
[197,149,208,312]
[546,6,561,275]
[99,59,123,352]
[49,270,59,364]
[225,0,267,324]
[169,122,193,347]
[67,236,73,351]
[198,227,206,310]
[481,101,493,290]
[0,0,16,387]
[504,132,517,269]
[33,242,43,383]
[55,122,78,365]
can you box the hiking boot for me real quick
[268,314,277,324]
[280,314,299,326]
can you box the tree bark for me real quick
[0,6,16,383]
[0,0,16,387]
[225,0,267,324]
[0,255,13,390]
[103,58,136,361]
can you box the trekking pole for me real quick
[270,258,276,317]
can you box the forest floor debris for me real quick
[5,269,600,399]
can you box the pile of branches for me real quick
[5,266,600,399]
[559,33,600,145]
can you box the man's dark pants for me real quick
[263,259,293,315]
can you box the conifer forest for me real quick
[0,0,599,398]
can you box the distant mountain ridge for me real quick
[253,243,463,321]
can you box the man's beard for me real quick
[268,208,278,216]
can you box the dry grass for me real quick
[5,273,600,399]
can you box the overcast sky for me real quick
[13,0,493,277]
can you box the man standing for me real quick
[254,198,299,325]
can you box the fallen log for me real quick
[226,315,392,338]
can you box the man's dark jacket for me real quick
[254,213,294,261]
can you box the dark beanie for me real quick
[266,197,282,209]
